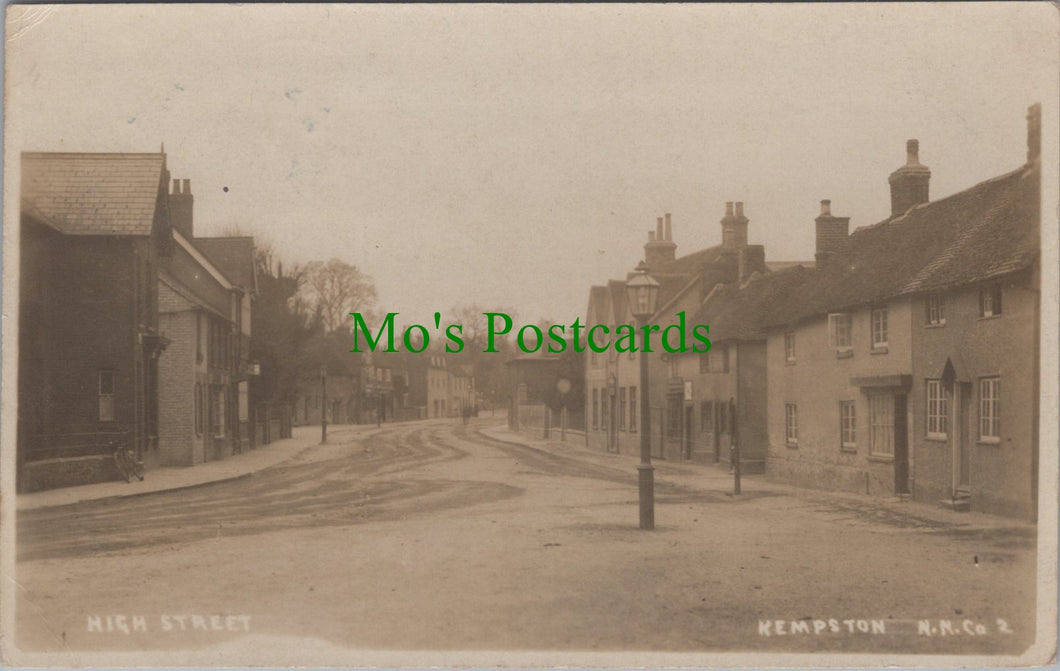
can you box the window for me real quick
[98,370,115,421]
[979,283,1003,317]
[828,313,853,352]
[629,386,637,432]
[785,403,798,446]
[211,387,226,437]
[871,308,888,349]
[980,377,1000,442]
[718,401,729,434]
[668,355,680,378]
[601,394,609,430]
[618,387,627,431]
[699,351,710,373]
[709,346,729,373]
[926,380,948,439]
[869,395,893,457]
[667,397,682,437]
[700,400,713,433]
[840,400,856,451]
[194,383,204,435]
[784,333,796,363]
[926,295,945,325]
[196,313,203,363]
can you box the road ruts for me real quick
[17,421,517,561]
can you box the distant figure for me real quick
[462,405,472,425]
[473,403,480,417]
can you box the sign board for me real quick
[684,380,693,402]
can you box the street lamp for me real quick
[625,260,660,530]
[320,365,328,445]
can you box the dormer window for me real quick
[828,313,853,355]
[979,283,1003,318]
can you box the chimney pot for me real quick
[906,139,920,165]
[182,178,191,194]
[820,199,831,215]
[172,178,181,194]
[649,231,656,242]
[656,216,664,240]
[1027,103,1041,163]
[735,202,744,218]
[725,202,734,217]
[664,212,672,241]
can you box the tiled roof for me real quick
[692,266,813,342]
[21,152,166,236]
[194,237,257,293]
[763,161,1038,328]
[655,245,723,275]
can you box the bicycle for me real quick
[111,440,145,482]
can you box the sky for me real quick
[5,3,1057,328]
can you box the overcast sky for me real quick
[6,3,1057,327]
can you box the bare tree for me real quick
[300,258,378,333]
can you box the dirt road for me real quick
[13,418,1039,660]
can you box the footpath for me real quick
[16,424,369,511]
[479,424,1037,535]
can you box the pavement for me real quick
[480,424,1038,535]
[16,423,378,511]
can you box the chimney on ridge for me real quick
[1027,102,1041,164]
[815,199,850,270]
[888,139,930,218]
[644,213,677,268]
[721,201,749,250]
[169,177,194,239]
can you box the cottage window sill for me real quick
[836,349,854,359]
[978,314,1003,321]
[870,346,889,355]
[786,441,798,449]
[868,454,894,463]
[924,322,946,329]
[978,437,1001,446]
[785,360,796,366]
[840,445,857,454]
[925,434,948,442]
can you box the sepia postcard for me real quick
[2,3,1058,668]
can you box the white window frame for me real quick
[785,403,798,446]
[840,400,857,451]
[868,394,894,458]
[784,332,796,363]
[979,377,1001,443]
[926,380,948,439]
[871,308,888,349]
[927,294,945,326]
[828,313,853,352]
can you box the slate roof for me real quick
[761,161,1039,328]
[21,152,166,236]
[194,237,257,294]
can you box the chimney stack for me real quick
[169,177,194,238]
[738,244,766,283]
[888,139,930,218]
[815,199,850,270]
[720,201,749,249]
[1027,103,1041,164]
[644,214,677,268]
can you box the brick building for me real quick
[19,152,172,489]
[18,151,256,489]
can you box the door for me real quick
[893,393,909,494]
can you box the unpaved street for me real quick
[15,418,1038,657]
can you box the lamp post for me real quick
[625,261,661,530]
[320,365,328,445]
